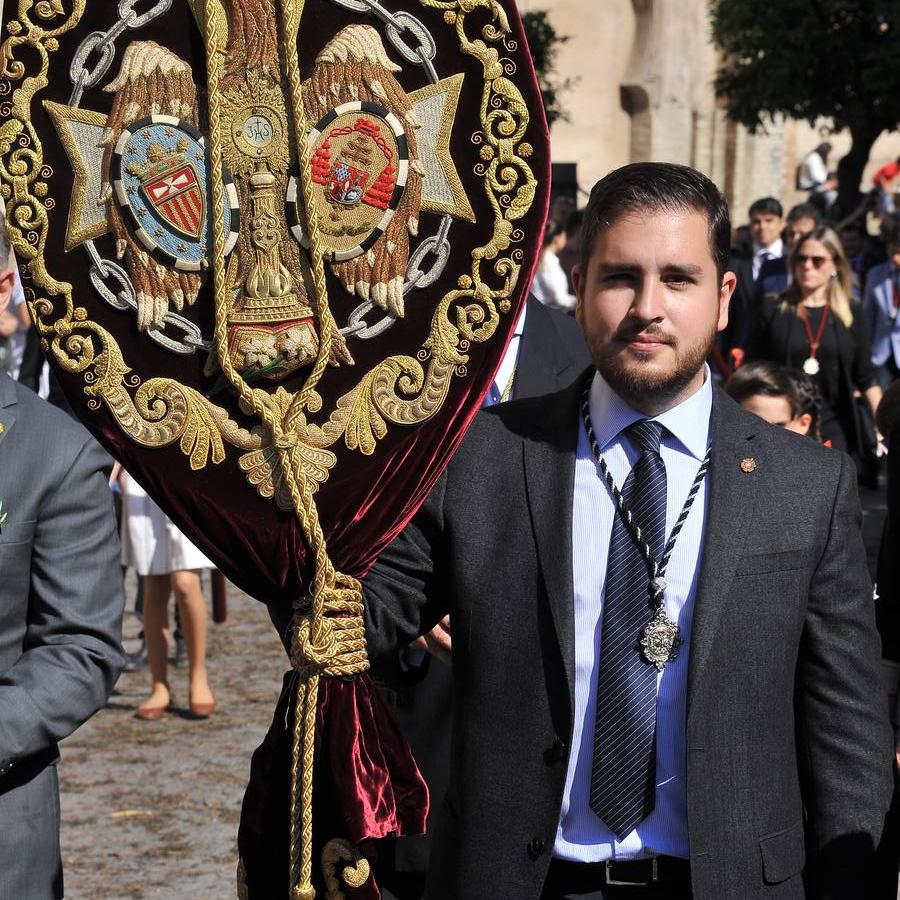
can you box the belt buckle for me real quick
[605,858,658,887]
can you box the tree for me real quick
[711,0,900,215]
[521,10,574,128]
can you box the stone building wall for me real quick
[513,0,802,221]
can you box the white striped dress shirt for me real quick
[553,368,713,861]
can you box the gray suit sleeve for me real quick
[363,473,451,674]
[0,437,125,771]
[797,452,894,896]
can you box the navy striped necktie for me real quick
[589,419,667,839]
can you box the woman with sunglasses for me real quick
[749,226,882,460]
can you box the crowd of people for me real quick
[5,153,900,898]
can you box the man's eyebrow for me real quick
[661,263,704,277]
[594,262,642,275]
[594,262,705,276]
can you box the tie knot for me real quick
[626,419,662,454]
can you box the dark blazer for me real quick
[725,253,789,355]
[0,374,124,899]
[758,255,790,297]
[364,373,893,900]
[380,295,590,877]
[722,253,755,355]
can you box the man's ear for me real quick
[717,270,737,332]
[0,268,13,316]
[573,263,585,325]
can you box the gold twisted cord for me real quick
[201,3,368,898]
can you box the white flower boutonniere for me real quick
[0,499,7,527]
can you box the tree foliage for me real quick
[711,0,900,212]
[521,10,574,128]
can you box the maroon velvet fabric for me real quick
[1,1,550,892]
[239,673,427,897]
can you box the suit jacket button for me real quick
[528,838,545,860]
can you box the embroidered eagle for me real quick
[100,42,202,332]
[302,26,424,319]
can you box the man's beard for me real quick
[589,321,717,410]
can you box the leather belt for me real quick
[547,856,691,889]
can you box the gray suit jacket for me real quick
[364,373,894,900]
[0,373,124,900]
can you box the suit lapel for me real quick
[0,374,17,453]
[687,389,760,719]
[522,372,589,719]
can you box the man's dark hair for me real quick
[748,197,784,219]
[786,202,822,226]
[579,162,731,278]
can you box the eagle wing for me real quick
[302,26,423,319]
[101,41,202,332]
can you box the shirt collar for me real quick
[513,302,527,337]
[753,238,783,258]
[588,365,713,461]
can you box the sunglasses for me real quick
[795,254,833,269]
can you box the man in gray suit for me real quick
[364,163,893,899]
[0,259,125,899]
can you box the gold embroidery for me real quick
[236,857,249,900]
[321,838,371,900]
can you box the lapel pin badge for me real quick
[740,457,757,474]
[0,423,5,434]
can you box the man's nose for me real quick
[632,276,665,320]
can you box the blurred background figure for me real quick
[797,142,839,214]
[549,194,576,229]
[749,226,882,482]
[864,215,900,388]
[531,219,575,312]
[557,207,583,295]
[797,142,832,193]
[119,471,216,721]
[874,156,900,215]
[725,360,823,441]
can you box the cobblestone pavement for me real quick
[58,485,891,899]
[59,576,286,899]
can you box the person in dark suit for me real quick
[363,163,893,899]
[0,258,125,899]
[376,293,591,900]
[721,197,785,364]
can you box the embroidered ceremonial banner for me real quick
[0,1,549,896]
